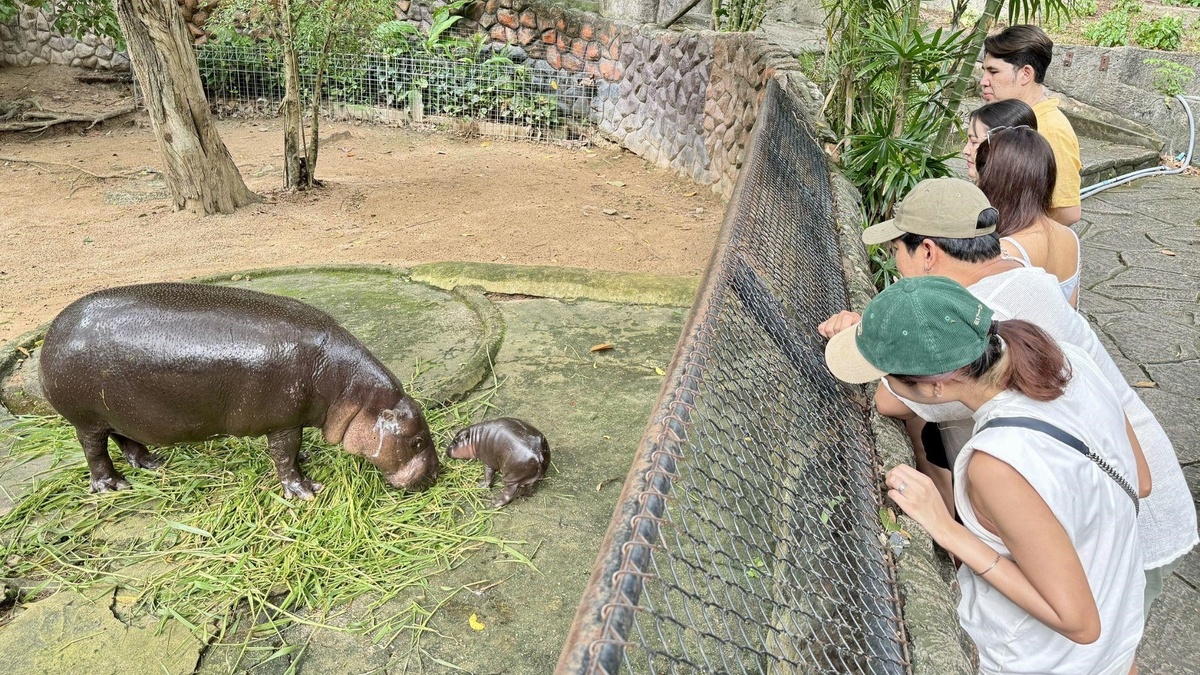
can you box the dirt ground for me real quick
[0,65,724,345]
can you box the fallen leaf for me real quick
[590,343,614,352]
[1134,381,1158,388]
[606,180,626,187]
[16,346,29,357]
[654,366,665,376]
[469,614,485,631]
[481,141,491,147]
[683,191,697,197]
[1160,249,1176,256]
[437,150,447,155]
[550,80,559,90]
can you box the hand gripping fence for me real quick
[557,82,910,674]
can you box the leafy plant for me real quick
[1072,0,1099,16]
[0,0,123,48]
[1144,58,1195,97]
[1133,15,1183,50]
[1083,10,1131,46]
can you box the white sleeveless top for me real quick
[1000,231,1082,305]
[885,267,1197,569]
[954,343,1144,674]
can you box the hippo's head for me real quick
[445,428,477,460]
[343,397,439,491]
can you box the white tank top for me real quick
[1000,231,1082,305]
[954,343,1144,674]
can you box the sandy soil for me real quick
[0,65,724,345]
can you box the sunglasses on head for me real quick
[985,124,1032,144]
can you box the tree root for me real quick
[0,103,138,133]
[0,155,145,180]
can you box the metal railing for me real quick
[558,81,909,674]
[196,44,594,142]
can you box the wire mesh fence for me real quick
[560,81,909,674]
[195,43,594,142]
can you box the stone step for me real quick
[1077,135,1163,188]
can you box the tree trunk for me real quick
[113,0,257,214]
[932,0,1001,151]
[279,0,306,190]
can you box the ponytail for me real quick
[892,319,1071,401]
[989,320,1071,401]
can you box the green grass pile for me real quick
[0,389,526,646]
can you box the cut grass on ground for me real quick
[0,386,529,653]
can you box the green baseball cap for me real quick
[861,177,998,246]
[825,276,995,384]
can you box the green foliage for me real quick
[1144,58,1195,97]
[1082,10,1131,46]
[1133,15,1183,50]
[1161,0,1200,7]
[713,0,770,32]
[0,0,123,49]
[1072,0,1099,17]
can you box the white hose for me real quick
[1080,94,1196,200]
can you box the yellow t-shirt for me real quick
[1033,98,1082,208]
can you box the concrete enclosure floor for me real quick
[0,266,690,674]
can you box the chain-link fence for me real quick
[196,44,594,142]
[559,81,909,674]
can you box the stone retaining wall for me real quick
[0,6,128,69]
[1048,45,1200,166]
[395,0,827,196]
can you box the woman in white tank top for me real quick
[975,126,1082,307]
[825,277,1150,674]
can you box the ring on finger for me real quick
[897,482,907,494]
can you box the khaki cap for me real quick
[861,177,997,246]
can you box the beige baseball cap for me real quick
[861,177,998,246]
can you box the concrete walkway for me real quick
[1077,174,1200,674]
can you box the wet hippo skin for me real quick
[446,417,550,508]
[39,282,439,499]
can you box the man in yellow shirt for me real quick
[980,25,1082,225]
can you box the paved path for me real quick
[1077,174,1200,674]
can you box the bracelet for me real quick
[975,553,1002,577]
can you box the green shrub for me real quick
[1144,58,1195,97]
[1072,0,1099,16]
[1133,16,1184,50]
[1160,0,1200,7]
[1083,11,1131,46]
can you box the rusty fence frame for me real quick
[556,80,910,674]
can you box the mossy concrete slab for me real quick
[358,298,686,674]
[410,261,700,308]
[0,587,202,675]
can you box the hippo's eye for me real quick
[413,438,427,450]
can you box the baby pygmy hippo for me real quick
[446,418,550,508]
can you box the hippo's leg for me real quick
[491,481,522,508]
[267,428,324,500]
[77,427,131,493]
[113,435,165,470]
[478,465,497,489]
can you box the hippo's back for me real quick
[40,283,361,442]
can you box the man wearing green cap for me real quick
[819,176,1196,617]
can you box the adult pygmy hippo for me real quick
[446,418,550,508]
[39,283,439,499]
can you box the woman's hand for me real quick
[885,464,954,541]
[818,311,862,339]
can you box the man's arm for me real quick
[1048,204,1081,226]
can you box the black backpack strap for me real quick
[977,416,1140,514]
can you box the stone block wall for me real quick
[1047,45,1200,166]
[0,6,128,69]
[395,0,826,197]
